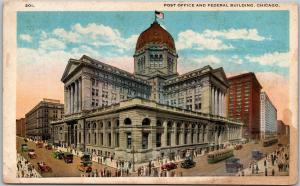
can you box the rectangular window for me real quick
[142,133,149,149]
[127,133,132,149]
[156,133,161,147]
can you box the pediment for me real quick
[212,68,228,85]
[61,59,81,82]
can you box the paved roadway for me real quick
[175,136,289,176]
[16,137,116,177]
[17,136,289,177]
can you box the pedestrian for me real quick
[265,167,268,176]
[272,169,275,176]
[256,164,259,174]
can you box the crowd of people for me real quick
[17,153,41,178]
[238,144,289,176]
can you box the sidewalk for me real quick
[237,145,289,176]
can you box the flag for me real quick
[155,11,164,19]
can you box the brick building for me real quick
[16,118,26,137]
[25,98,64,140]
[228,72,262,139]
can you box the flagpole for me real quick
[154,11,157,22]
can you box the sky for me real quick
[17,11,290,123]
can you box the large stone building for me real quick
[25,98,64,140]
[51,20,243,163]
[260,92,277,139]
[16,118,26,137]
[227,73,262,139]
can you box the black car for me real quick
[181,157,196,169]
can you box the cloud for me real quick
[176,28,269,51]
[203,28,269,41]
[39,38,66,50]
[20,34,32,42]
[176,30,234,51]
[50,23,138,52]
[246,52,290,67]
[53,28,80,43]
[229,55,243,64]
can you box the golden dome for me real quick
[135,21,176,51]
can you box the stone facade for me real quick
[51,98,242,163]
[51,20,243,163]
[25,98,64,140]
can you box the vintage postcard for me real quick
[3,0,298,185]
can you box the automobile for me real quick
[234,144,243,150]
[28,149,37,159]
[181,157,196,169]
[161,162,177,171]
[21,144,28,152]
[252,150,264,160]
[78,164,92,173]
[225,157,243,173]
[52,150,64,159]
[45,143,53,150]
[63,152,74,163]
[80,153,92,162]
[37,162,52,173]
[36,141,43,148]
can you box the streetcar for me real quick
[263,138,278,147]
[207,148,234,164]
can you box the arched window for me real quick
[156,120,162,127]
[142,118,151,126]
[124,118,132,125]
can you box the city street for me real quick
[16,137,116,177]
[17,136,289,177]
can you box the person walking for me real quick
[265,167,268,176]
[272,169,275,176]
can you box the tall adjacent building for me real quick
[51,20,243,163]
[260,92,277,139]
[16,118,26,137]
[25,98,64,140]
[227,73,262,139]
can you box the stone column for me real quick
[150,118,157,149]
[162,120,168,147]
[111,119,115,147]
[171,121,177,146]
[70,84,74,114]
[214,89,218,116]
[78,78,82,111]
[187,124,191,144]
[64,86,68,115]
[82,75,91,110]
[103,121,106,147]
[74,81,77,113]
[195,124,199,143]
[212,89,214,115]
[68,86,71,114]
[180,124,185,145]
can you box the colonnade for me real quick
[65,77,82,114]
[211,86,226,117]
